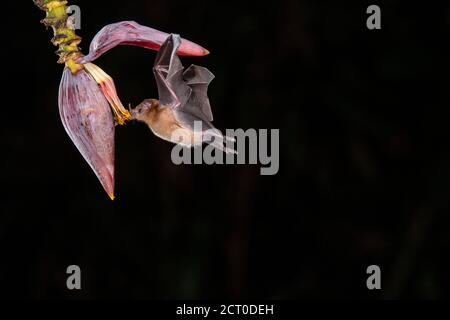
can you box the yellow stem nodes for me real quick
[34,0,82,67]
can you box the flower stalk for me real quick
[33,0,83,72]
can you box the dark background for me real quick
[1,0,450,299]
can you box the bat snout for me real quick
[131,99,153,120]
[130,107,142,120]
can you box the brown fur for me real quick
[133,99,200,146]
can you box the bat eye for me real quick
[130,107,141,118]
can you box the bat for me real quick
[131,34,235,154]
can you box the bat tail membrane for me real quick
[224,136,236,143]
[203,130,238,155]
[175,111,237,154]
[211,140,238,155]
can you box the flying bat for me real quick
[131,34,235,153]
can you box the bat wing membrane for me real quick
[153,34,215,124]
[183,65,215,122]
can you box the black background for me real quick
[1,0,450,299]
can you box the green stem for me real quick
[33,0,83,72]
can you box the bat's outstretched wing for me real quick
[153,34,215,123]
[153,34,190,108]
[183,64,215,122]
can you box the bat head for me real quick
[131,99,159,121]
